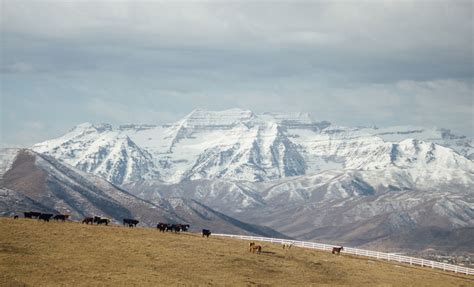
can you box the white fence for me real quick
[213,233,474,276]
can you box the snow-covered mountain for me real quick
[25,109,474,251]
[32,108,474,185]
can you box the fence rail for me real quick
[213,233,473,276]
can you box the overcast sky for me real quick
[1,0,473,146]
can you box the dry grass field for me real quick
[0,218,472,286]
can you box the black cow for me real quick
[123,218,139,227]
[93,216,102,224]
[166,224,173,232]
[181,224,190,232]
[53,214,69,222]
[157,223,167,232]
[24,211,41,219]
[39,213,53,222]
[13,215,19,219]
[172,224,181,232]
[97,218,110,225]
[202,229,211,238]
[31,212,42,218]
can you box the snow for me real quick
[0,148,20,176]
[30,109,474,187]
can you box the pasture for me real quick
[0,218,472,286]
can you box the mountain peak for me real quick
[71,122,113,133]
[181,108,256,127]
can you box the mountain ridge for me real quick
[32,109,474,185]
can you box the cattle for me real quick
[39,213,53,222]
[202,229,211,238]
[24,211,41,219]
[13,215,19,219]
[82,217,94,224]
[180,224,190,232]
[93,216,102,224]
[157,223,189,233]
[123,218,139,227]
[171,224,181,233]
[53,214,70,222]
[30,212,42,218]
[157,223,167,232]
[97,218,110,225]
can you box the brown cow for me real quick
[82,217,94,224]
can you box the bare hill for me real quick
[0,218,472,286]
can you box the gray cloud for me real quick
[1,0,472,146]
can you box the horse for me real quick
[332,246,344,255]
[282,241,295,249]
[202,229,211,238]
[82,217,94,224]
[249,242,262,254]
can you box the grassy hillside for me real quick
[0,218,472,286]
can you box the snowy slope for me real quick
[0,149,285,236]
[0,148,20,177]
[31,109,474,185]
[33,123,159,185]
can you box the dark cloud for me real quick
[1,1,472,146]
